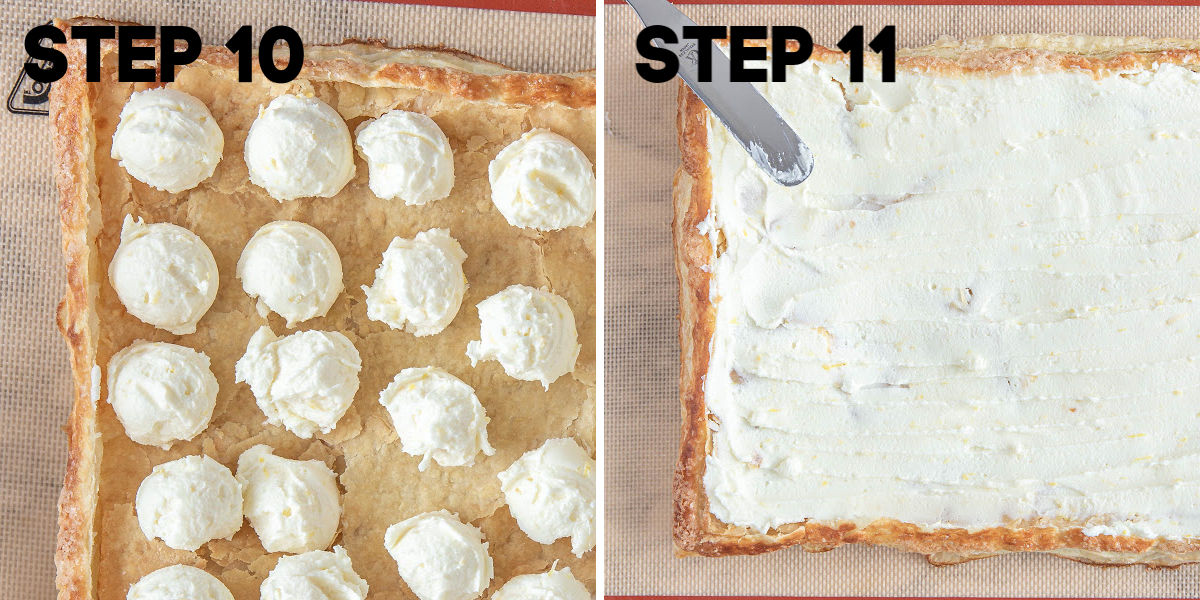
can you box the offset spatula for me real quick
[626,0,814,186]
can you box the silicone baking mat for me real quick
[603,3,1200,597]
[0,2,592,598]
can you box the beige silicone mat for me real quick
[0,2,592,599]
[603,3,1200,597]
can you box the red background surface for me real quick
[604,0,1200,5]
[361,0,1200,14]
[366,0,596,15]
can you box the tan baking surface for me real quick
[1,2,593,600]
[604,4,1200,597]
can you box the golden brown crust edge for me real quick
[54,17,595,109]
[50,16,595,600]
[53,33,98,600]
[672,36,1200,564]
[671,84,716,557]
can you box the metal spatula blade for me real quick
[627,0,814,186]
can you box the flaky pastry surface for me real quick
[673,34,1200,565]
[52,17,595,600]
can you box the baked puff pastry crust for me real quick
[53,17,595,600]
[674,35,1200,565]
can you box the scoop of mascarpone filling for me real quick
[466,284,579,389]
[355,109,455,205]
[488,129,595,231]
[384,510,493,600]
[110,87,224,193]
[108,215,219,335]
[236,444,342,554]
[134,454,242,551]
[107,340,218,448]
[243,94,356,201]
[377,366,496,471]
[234,326,362,439]
[363,228,468,337]
[127,565,233,600]
[260,546,369,600]
[498,437,596,557]
[492,566,590,600]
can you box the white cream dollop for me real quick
[237,444,342,554]
[385,510,493,600]
[234,326,362,438]
[362,229,467,337]
[107,340,218,449]
[466,285,578,389]
[244,94,355,201]
[237,220,344,326]
[498,438,595,557]
[488,130,594,230]
[135,455,243,551]
[260,546,368,600]
[492,567,590,600]
[108,215,218,335]
[378,367,495,471]
[127,565,234,600]
[355,110,455,205]
[111,87,224,193]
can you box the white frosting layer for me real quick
[127,565,233,600]
[384,510,493,600]
[260,546,368,600]
[135,455,242,551]
[355,110,455,205]
[703,59,1200,539]
[237,444,342,554]
[378,367,495,471]
[244,94,355,201]
[498,438,595,557]
[108,215,218,335]
[238,220,344,326]
[492,566,590,600]
[107,340,217,448]
[466,285,579,389]
[111,88,224,193]
[363,229,468,337]
[488,130,595,230]
[235,327,362,438]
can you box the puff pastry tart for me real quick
[674,34,1200,565]
[52,17,595,600]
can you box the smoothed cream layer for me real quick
[704,58,1200,539]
